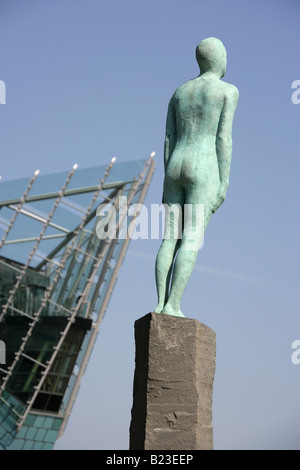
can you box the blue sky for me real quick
[0,0,299,450]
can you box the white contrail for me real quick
[127,249,268,287]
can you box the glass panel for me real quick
[0,158,146,204]
[3,317,90,412]
[0,259,49,317]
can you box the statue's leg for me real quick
[161,188,213,317]
[154,181,184,313]
[160,239,198,317]
[154,239,180,313]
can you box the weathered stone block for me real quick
[129,313,216,450]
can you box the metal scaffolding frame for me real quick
[0,155,155,438]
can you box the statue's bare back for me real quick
[164,74,238,217]
[168,77,231,183]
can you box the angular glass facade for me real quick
[0,156,155,450]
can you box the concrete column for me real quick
[129,312,216,450]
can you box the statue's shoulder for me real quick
[172,77,199,98]
[172,81,188,99]
[220,81,239,102]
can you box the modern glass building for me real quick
[0,156,155,450]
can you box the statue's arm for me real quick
[164,97,176,171]
[213,85,239,213]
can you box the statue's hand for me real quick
[212,182,228,213]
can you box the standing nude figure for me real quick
[154,37,239,317]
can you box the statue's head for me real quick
[196,37,227,78]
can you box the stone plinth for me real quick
[129,313,216,450]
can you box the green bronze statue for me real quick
[154,37,239,317]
